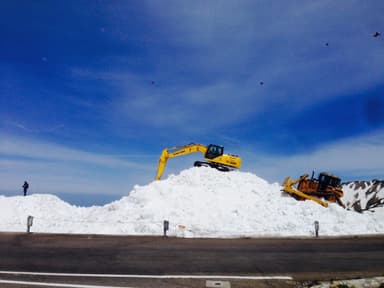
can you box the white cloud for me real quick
[0,135,155,195]
[0,134,150,169]
[0,158,152,195]
[79,1,384,134]
[244,129,384,183]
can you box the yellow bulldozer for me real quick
[282,172,345,208]
[155,143,241,180]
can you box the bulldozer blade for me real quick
[282,176,329,208]
[282,176,291,187]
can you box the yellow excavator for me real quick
[282,172,345,208]
[155,143,241,180]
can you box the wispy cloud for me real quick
[3,120,65,134]
[0,134,152,169]
[0,157,152,195]
[0,134,155,195]
[74,1,384,136]
[4,121,40,133]
[244,128,384,183]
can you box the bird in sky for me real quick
[373,32,381,38]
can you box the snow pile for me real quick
[343,180,384,212]
[312,276,384,288]
[1,167,383,237]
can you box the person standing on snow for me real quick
[22,181,29,196]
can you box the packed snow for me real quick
[1,167,383,237]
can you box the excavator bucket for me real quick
[282,175,329,208]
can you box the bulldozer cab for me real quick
[204,144,224,159]
[318,173,341,191]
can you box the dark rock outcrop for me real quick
[342,180,384,213]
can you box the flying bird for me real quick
[373,32,381,38]
[260,81,264,86]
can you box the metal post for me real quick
[27,216,34,233]
[163,220,169,238]
[314,220,319,237]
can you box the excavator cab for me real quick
[204,144,224,159]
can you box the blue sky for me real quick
[1,1,384,206]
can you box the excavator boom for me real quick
[155,144,207,180]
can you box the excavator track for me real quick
[194,161,231,172]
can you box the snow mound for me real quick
[1,168,383,237]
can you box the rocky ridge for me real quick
[342,180,384,212]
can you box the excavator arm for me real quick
[155,143,208,180]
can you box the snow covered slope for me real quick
[343,180,384,212]
[0,168,383,237]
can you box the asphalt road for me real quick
[0,233,383,287]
